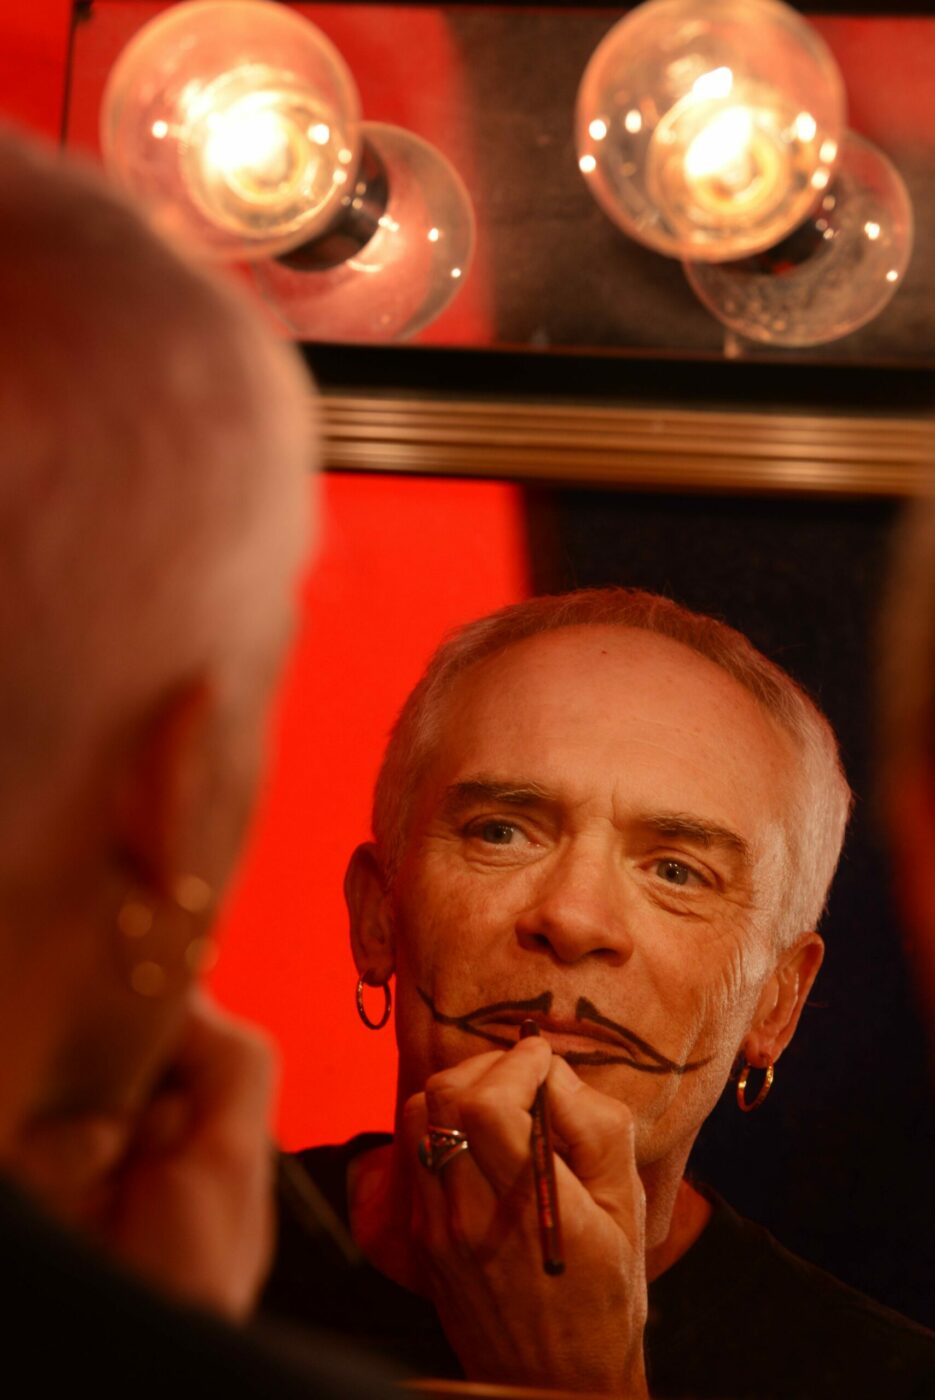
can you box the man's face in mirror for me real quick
[386,625,801,1167]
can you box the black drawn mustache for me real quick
[417,987,713,1075]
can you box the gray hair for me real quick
[0,133,315,853]
[373,588,851,944]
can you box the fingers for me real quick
[6,1113,131,1225]
[100,993,279,1319]
[411,1036,551,1198]
[423,1037,551,1194]
[158,992,278,1155]
[546,1056,644,1230]
[404,1039,552,1268]
[409,1045,644,1224]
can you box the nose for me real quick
[514,837,634,967]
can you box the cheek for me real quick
[392,848,527,979]
[393,865,477,982]
[649,928,760,1061]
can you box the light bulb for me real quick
[251,123,475,343]
[101,0,361,260]
[100,1,475,342]
[683,133,913,347]
[576,0,845,261]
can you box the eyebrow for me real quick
[440,778,557,818]
[639,812,751,865]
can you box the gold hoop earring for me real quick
[116,875,216,998]
[736,1060,775,1112]
[356,974,392,1030]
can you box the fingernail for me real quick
[520,1019,540,1039]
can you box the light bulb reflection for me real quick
[682,106,754,187]
[691,66,733,102]
[683,132,913,346]
[180,67,354,242]
[203,104,292,193]
[251,121,475,343]
[101,0,363,260]
[576,0,846,261]
[649,80,827,240]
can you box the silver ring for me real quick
[418,1125,470,1173]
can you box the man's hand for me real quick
[100,994,278,1319]
[10,994,278,1320]
[403,1038,649,1397]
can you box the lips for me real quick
[475,1009,631,1054]
[416,986,714,1075]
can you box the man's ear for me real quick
[114,679,216,900]
[742,931,825,1067]
[345,841,396,984]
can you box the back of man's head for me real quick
[0,130,316,869]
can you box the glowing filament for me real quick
[203,104,296,202]
[691,66,734,102]
[683,106,755,190]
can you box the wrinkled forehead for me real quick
[416,624,801,860]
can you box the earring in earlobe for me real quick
[736,1060,775,1112]
[116,873,217,998]
[356,973,392,1030]
[116,890,167,998]
[173,873,218,976]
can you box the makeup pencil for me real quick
[520,1018,565,1275]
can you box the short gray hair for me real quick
[373,588,851,943]
[0,133,315,850]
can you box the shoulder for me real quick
[0,1173,396,1398]
[263,1134,391,1321]
[289,1131,393,1221]
[647,1187,935,1400]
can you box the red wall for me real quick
[1,2,72,139]
[2,3,530,1147]
[212,471,528,1146]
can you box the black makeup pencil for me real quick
[520,1018,565,1275]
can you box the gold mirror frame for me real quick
[321,392,935,498]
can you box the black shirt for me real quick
[0,1168,399,1398]
[263,1133,935,1399]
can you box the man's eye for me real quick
[654,858,700,887]
[474,821,518,845]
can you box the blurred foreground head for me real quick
[0,128,316,1141]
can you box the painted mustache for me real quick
[417,987,713,1074]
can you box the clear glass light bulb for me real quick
[251,123,476,343]
[683,132,913,347]
[576,0,845,261]
[101,0,361,260]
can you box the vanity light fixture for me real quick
[101,0,475,341]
